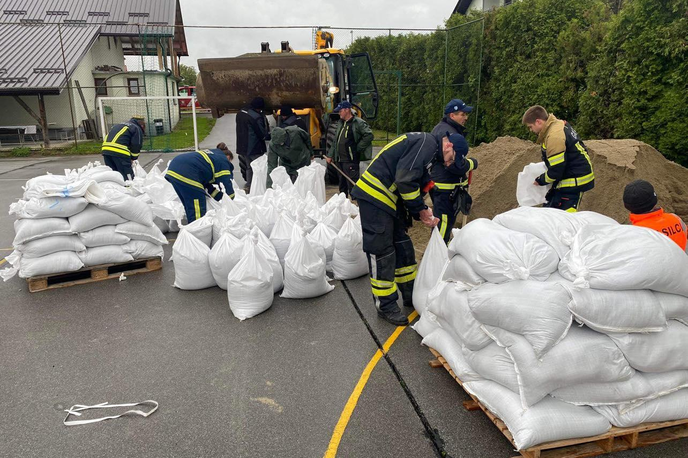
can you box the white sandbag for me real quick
[79,225,130,247]
[294,164,317,200]
[209,232,245,290]
[249,228,284,293]
[87,170,126,185]
[468,281,573,358]
[608,320,688,372]
[68,205,126,233]
[13,217,72,245]
[23,177,104,202]
[96,190,154,227]
[9,196,88,219]
[78,245,133,267]
[425,281,491,351]
[450,219,559,283]
[567,288,667,334]
[421,328,481,382]
[308,161,326,206]
[620,371,688,412]
[180,215,214,247]
[121,240,164,259]
[332,217,368,280]
[463,342,520,392]
[559,224,688,296]
[18,251,84,278]
[516,162,550,207]
[115,221,168,245]
[281,234,334,299]
[17,235,85,258]
[493,207,618,258]
[172,229,215,290]
[483,325,634,408]
[249,154,268,196]
[412,309,441,339]
[464,380,611,450]
[149,201,185,222]
[655,292,688,325]
[249,205,275,237]
[323,208,347,233]
[551,372,655,407]
[593,388,688,427]
[227,234,274,321]
[269,212,295,264]
[412,227,448,313]
[269,166,293,190]
[307,222,337,265]
[442,254,484,286]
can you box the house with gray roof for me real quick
[0,0,188,147]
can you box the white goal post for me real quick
[98,95,198,151]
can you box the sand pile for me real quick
[468,137,688,224]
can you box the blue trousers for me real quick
[167,179,207,223]
[103,154,134,181]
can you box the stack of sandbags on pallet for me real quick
[412,206,688,451]
[1,164,167,282]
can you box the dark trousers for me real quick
[239,153,264,191]
[545,189,584,212]
[359,199,417,314]
[431,190,458,244]
[103,154,134,181]
[337,161,360,197]
[167,179,207,223]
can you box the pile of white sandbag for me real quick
[2,162,168,281]
[412,206,688,450]
[171,161,365,321]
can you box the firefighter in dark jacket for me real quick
[278,104,308,132]
[522,105,595,212]
[430,134,477,243]
[430,99,478,244]
[165,142,235,223]
[267,126,313,187]
[236,97,269,191]
[101,115,145,180]
[326,101,374,197]
[351,133,440,326]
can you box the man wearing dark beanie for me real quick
[236,96,270,191]
[624,180,687,252]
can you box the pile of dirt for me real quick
[468,137,688,224]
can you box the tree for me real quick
[179,64,197,86]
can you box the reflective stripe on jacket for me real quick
[165,149,235,199]
[351,133,437,217]
[101,120,143,159]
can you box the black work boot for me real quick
[402,299,414,308]
[377,308,410,326]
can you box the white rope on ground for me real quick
[63,400,158,426]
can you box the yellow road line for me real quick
[0,258,6,266]
[324,310,418,458]
[0,247,13,251]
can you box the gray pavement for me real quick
[1,136,686,456]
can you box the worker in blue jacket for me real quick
[101,115,145,180]
[351,132,440,326]
[430,133,478,244]
[165,142,235,223]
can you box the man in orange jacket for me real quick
[623,180,687,252]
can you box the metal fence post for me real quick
[57,23,79,149]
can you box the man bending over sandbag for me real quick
[165,143,235,223]
[351,133,440,326]
[266,126,313,187]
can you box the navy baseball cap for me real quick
[447,133,469,156]
[444,99,473,114]
[334,101,353,112]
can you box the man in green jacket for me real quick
[326,101,374,197]
[267,126,313,187]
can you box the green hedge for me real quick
[348,0,688,165]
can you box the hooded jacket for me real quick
[267,126,313,187]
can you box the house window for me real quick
[127,78,140,96]
[94,78,107,96]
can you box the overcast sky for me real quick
[177,0,456,68]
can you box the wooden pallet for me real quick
[428,347,688,458]
[27,257,162,292]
